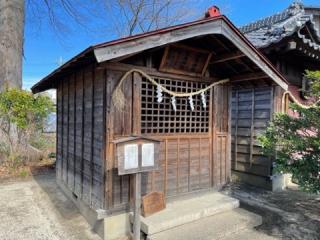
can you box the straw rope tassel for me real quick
[112,68,230,111]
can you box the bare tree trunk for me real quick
[0,0,24,91]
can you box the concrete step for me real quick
[224,229,278,240]
[131,192,239,235]
[147,208,262,240]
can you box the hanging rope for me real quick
[112,68,230,111]
[281,91,320,113]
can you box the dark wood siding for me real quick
[56,66,105,209]
[74,71,84,196]
[231,86,273,177]
[56,80,63,180]
[104,64,231,212]
[57,62,232,213]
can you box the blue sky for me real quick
[23,0,320,90]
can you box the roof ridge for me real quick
[240,2,304,33]
[305,5,320,9]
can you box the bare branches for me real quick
[25,0,204,42]
[102,0,199,36]
[26,0,102,42]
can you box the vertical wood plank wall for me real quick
[231,86,276,178]
[105,67,231,212]
[57,64,231,212]
[56,65,105,209]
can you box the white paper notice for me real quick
[124,144,138,170]
[142,143,154,167]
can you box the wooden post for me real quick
[133,172,141,240]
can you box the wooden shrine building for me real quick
[32,6,290,240]
[234,2,320,189]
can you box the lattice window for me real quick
[141,77,210,134]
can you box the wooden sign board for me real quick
[114,136,161,175]
[142,192,166,217]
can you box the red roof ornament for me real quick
[205,6,221,18]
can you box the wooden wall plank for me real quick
[164,139,168,196]
[105,70,121,208]
[91,67,106,209]
[75,70,84,196]
[67,74,75,191]
[212,85,230,186]
[209,88,216,186]
[176,138,180,193]
[56,80,63,181]
[62,78,68,184]
[82,66,94,205]
[105,69,113,209]
[249,89,255,168]
[231,86,273,177]
[81,70,85,199]
[101,68,107,209]
[178,138,189,193]
[90,68,95,207]
[234,90,239,170]
[132,72,141,134]
[73,74,77,191]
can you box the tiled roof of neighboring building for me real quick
[240,2,320,50]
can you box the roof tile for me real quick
[240,2,320,49]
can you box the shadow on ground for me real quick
[31,171,101,240]
[32,172,81,220]
[222,183,320,240]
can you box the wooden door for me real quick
[212,85,231,186]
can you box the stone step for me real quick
[147,208,262,240]
[130,192,240,235]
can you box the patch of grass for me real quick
[30,133,55,151]
[0,142,10,156]
[19,169,30,178]
[48,152,56,158]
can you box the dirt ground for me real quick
[0,172,101,240]
[0,172,319,240]
[0,158,56,180]
[222,183,320,240]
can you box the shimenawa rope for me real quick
[112,69,230,111]
[281,91,320,112]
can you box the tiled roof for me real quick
[240,2,320,50]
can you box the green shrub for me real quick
[259,71,320,194]
[29,133,55,151]
[0,88,55,166]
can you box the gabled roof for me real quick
[32,14,289,93]
[240,2,320,51]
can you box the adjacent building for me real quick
[231,2,320,189]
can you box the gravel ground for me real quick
[0,173,101,240]
[222,183,320,240]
